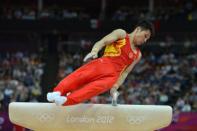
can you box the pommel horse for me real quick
[9,93,172,131]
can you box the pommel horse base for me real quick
[9,102,172,131]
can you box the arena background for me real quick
[0,0,196,130]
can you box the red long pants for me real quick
[53,58,119,106]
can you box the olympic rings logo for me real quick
[35,113,55,122]
[127,116,145,125]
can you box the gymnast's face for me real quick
[133,27,151,46]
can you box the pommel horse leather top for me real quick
[9,102,172,131]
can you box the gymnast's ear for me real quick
[134,27,141,33]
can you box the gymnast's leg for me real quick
[47,63,97,104]
[63,77,117,106]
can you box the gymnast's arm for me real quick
[83,29,126,62]
[91,29,126,52]
[110,52,142,94]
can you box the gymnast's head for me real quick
[132,20,155,46]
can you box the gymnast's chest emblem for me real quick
[129,52,133,59]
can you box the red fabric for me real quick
[54,58,118,105]
[103,34,140,73]
[54,34,141,106]
[13,124,26,131]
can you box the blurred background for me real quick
[0,0,196,130]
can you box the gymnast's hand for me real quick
[110,84,119,97]
[110,88,117,96]
[83,51,98,62]
[110,86,119,106]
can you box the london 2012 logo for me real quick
[65,115,114,124]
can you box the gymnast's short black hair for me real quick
[136,20,155,37]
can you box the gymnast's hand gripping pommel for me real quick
[110,88,119,106]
